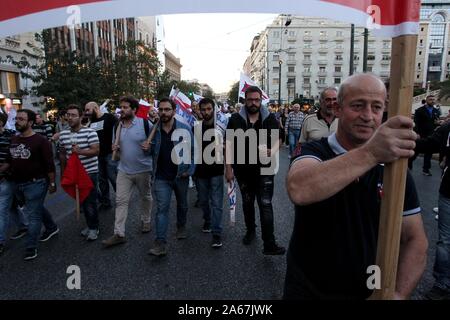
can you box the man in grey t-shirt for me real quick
[102,96,153,247]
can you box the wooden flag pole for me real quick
[112,122,122,161]
[75,184,80,221]
[146,119,160,146]
[370,34,418,300]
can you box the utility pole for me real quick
[349,24,355,75]
[278,59,282,106]
[363,28,368,72]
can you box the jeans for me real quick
[196,175,224,235]
[434,194,450,291]
[10,195,29,230]
[154,177,189,242]
[83,173,99,230]
[98,154,118,207]
[0,179,14,244]
[236,174,276,246]
[14,179,57,250]
[288,129,301,156]
[423,152,432,172]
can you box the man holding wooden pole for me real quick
[285,74,428,299]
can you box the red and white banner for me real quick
[239,73,270,104]
[1,0,420,38]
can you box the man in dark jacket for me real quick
[416,121,450,299]
[413,95,441,175]
[225,86,285,255]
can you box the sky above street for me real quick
[163,13,277,94]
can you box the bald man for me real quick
[285,74,428,300]
[84,101,118,210]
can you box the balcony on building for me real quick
[334,59,344,65]
[317,83,328,89]
[317,71,327,77]
[335,36,345,42]
[429,66,441,72]
[303,48,313,53]
[319,36,328,42]
[318,47,328,54]
[288,37,297,43]
[287,71,297,77]
[318,60,328,65]
[302,60,312,65]
[334,47,344,53]
[367,59,375,65]
[381,59,390,65]
[303,83,311,88]
[303,35,313,42]
[333,72,343,77]
[287,59,296,65]
[380,71,390,77]
[302,71,312,77]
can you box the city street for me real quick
[0,147,442,300]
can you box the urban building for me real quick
[244,15,392,103]
[0,32,44,110]
[164,48,182,81]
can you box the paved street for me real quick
[0,147,442,300]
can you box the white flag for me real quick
[239,73,270,104]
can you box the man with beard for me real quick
[225,86,285,255]
[148,98,195,256]
[102,96,153,248]
[59,104,100,241]
[299,87,338,144]
[84,101,118,211]
[9,109,58,260]
[32,113,53,140]
[194,98,224,248]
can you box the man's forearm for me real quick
[287,146,378,205]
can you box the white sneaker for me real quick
[80,228,89,237]
[86,229,99,241]
[433,207,439,213]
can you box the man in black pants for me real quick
[225,86,285,255]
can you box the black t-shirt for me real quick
[194,121,224,178]
[89,113,117,157]
[287,136,421,299]
[226,111,280,177]
[155,124,178,181]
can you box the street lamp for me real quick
[278,15,292,106]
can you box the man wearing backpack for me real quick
[102,96,153,247]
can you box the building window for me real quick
[334,78,341,84]
[288,53,295,61]
[304,43,312,48]
[367,55,376,60]
[417,74,420,79]
[0,71,19,94]
[304,77,310,84]
[273,54,280,61]
[419,51,422,55]
[273,66,280,72]
[289,31,295,37]
[318,77,326,84]
[335,66,341,72]
[304,67,311,72]
[287,78,295,84]
[335,55,343,60]
[320,31,327,36]
[288,66,295,72]
[319,66,326,72]
[304,55,311,61]
[382,55,390,60]
[367,66,373,72]
[273,31,280,38]
[304,31,311,36]
[336,31,343,37]
[273,78,279,85]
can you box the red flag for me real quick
[136,99,150,120]
[61,153,93,203]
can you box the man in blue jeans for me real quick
[285,103,304,158]
[0,112,15,255]
[194,98,224,248]
[9,109,58,260]
[59,104,100,241]
[416,121,450,299]
[149,98,195,256]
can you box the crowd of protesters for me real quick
[1,73,450,300]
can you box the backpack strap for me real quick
[143,118,150,138]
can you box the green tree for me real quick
[228,81,239,105]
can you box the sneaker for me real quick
[423,170,432,176]
[211,235,223,248]
[102,234,126,248]
[202,222,211,233]
[433,207,439,213]
[0,243,4,255]
[10,228,28,240]
[263,243,286,255]
[425,286,450,300]
[80,227,89,237]
[39,228,59,242]
[242,230,256,245]
[176,226,187,239]
[148,240,167,256]
[24,248,38,261]
[142,222,152,233]
[86,229,99,241]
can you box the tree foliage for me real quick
[228,81,239,105]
